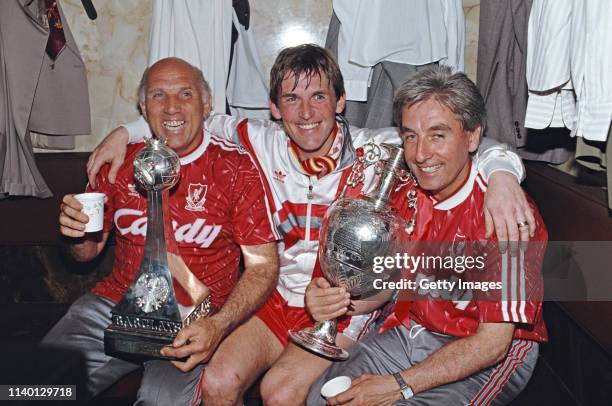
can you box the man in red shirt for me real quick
[306,65,547,405]
[45,58,279,404]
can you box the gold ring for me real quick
[517,221,529,228]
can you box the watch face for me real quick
[401,387,414,400]
[133,273,170,313]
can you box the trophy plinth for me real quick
[288,320,349,360]
[104,296,213,361]
[104,137,213,361]
[289,143,415,360]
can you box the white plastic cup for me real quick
[74,192,105,232]
[321,375,352,399]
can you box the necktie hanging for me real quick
[45,0,66,60]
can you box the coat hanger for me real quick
[81,0,97,20]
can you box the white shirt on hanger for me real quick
[147,1,269,120]
[525,0,611,142]
[333,0,465,101]
[148,0,233,115]
[524,0,576,131]
[226,9,270,119]
[570,0,612,142]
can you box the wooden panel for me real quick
[0,153,90,245]
[525,162,612,358]
[524,162,611,241]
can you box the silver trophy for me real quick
[289,143,417,360]
[104,137,213,360]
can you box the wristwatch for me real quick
[392,372,414,400]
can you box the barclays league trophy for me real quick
[289,143,417,360]
[104,137,213,360]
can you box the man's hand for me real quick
[86,126,129,188]
[484,171,536,248]
[59,194,109,261]
[327,374,401,406]
[305,277,350,321]
[59,194,89,238]
[160,317,225,372]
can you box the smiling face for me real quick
[269,71,346,160]
[139,58,212,156]
[401,98,480,200]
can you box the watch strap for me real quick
[392,372,414,400]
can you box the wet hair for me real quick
[269,44,344,105]
[138,57,212,105]
[392,65,486,132]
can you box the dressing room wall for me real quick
[52,0,481,153]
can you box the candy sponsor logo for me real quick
[114,208,221,248]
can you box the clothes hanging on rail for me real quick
[0,0,91,198]
[148,0,233,116]
[524,0,576,132]
[477,0,572,164]
[226,4,269,119]
[569,0,612,142]
[524,0,612,143]
[327,0,464,129]
[148,0,268,119]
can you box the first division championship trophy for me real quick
[289,143,418,360]
[104,137,213,361]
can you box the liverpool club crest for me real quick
[186,183,208,211]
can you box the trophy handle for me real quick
[288,319,349,361]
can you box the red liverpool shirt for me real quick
[387,160,548,342]
[89,131,277,308]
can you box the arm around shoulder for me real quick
[476,138,536,242]
[205,113,243,143]
[86,116,149,187]
[477,137,524,183]
[122,115,151,143]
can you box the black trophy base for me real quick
[104,327,187,362]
